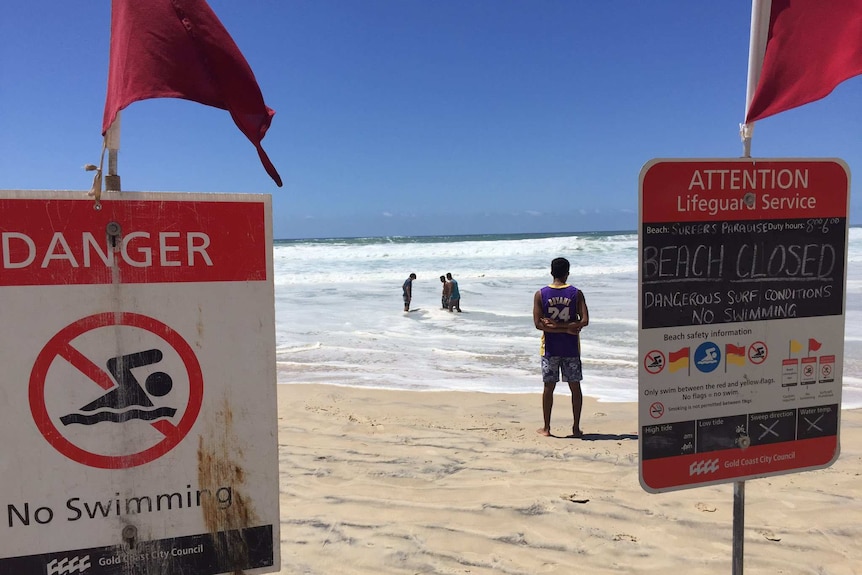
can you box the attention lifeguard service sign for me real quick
[0,191,279,574]
[638,159,849,493]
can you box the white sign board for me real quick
[0,190,279,574]
[638,159,849,493]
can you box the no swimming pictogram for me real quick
[29,312,203,469]
[644,350,666,375]
[748,341,768,365]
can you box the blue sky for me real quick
[1,1,860,239]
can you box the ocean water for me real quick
[274,229,862,408]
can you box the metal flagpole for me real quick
[104,111,122,192]
[733,481,745,574]
[741,0,772,159]
[734,3,772,573]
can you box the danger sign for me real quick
[1,190,280,575]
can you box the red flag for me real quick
[103,0,282,186]
[808,338,822,353]
[746,0,862,123]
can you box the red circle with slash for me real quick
[29,312,203,469]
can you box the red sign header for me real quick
[0,198,267,286]
[641,159,848,222]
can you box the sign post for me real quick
[638,158,849,492]
[0,190,279,575]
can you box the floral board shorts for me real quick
[541,356,582,384]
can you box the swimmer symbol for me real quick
[60,349,177,426]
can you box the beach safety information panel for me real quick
[637,159,849,493]
[0,191,279,574]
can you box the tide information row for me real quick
[641,403,838,460]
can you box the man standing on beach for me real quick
[533,257,589,437]
[446,273,461,312]
[403,273,416,312]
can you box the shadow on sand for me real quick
[569,432,638,441]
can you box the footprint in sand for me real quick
[560,493,589,504]
[758,529,781,541]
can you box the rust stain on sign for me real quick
[198,395,258,574]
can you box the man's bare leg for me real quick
[537,381,556,436]
[568,380,583,438]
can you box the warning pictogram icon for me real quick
[748,341,768,365]
[644,350,665,375]
[29,312,203,469]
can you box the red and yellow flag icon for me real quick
[669,347,690,373]
[726,344,746,367]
